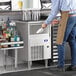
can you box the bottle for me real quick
[14,35,20,47]
[11,36,14,47]
[6,17,11,27]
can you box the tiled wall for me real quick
[0,11,23,21]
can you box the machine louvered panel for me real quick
[53,60,58,62]
[52,25,58,63]
[31,46,44,61]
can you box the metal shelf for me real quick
[0,41,24,69]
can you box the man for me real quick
[41,0,76,71]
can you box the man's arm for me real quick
[42,0,60,28]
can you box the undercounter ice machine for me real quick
[16,20,51,69]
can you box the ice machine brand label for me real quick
[44,39,48,42]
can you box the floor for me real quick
[0,60,49,74]
[0,60,75,76]
[0,66,76,76]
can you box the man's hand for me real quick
[51,19,59,25]
[41,23,47,29]
[41,19,59,28]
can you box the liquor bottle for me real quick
[6,17,11,27]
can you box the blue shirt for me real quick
[45,0,76,25]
